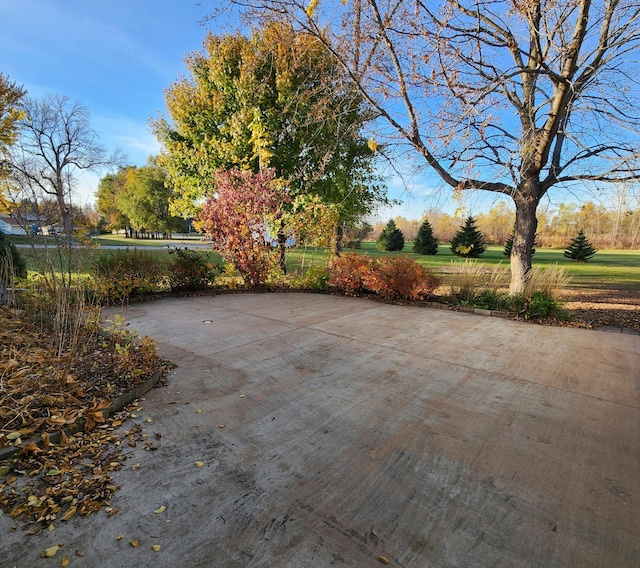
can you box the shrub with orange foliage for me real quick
[329,253,440,300]
[327,252,373,295]
[364,255,441,300]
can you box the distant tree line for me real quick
[370,198,640,250]
[96,162,187,239]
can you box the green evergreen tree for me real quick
[413,218,439,254]
[564,229,596,262]
[504,231,536,257]
[377,219,405,251]
[450,216,486,258]
[0,230,27,281]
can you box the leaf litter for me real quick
[0,305,170,531]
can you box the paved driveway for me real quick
[2,293,638,567]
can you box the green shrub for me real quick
[471,289,508,310]
[167,247,221,292]
[525,292,568,320]
[525,292,567,320]
[92,249,167,301]
[294,265,329,291]
[501,292,567,320]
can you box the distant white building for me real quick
[0,215,26,235]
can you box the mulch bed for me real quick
[560,287,640,331]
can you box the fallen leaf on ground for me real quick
[129,539,139,547]
[195,461,204,468]
[41,545,59,558]
[151,544,161,552]
[61,556,70,567]
[154,506,166,514]
[61,506,77,521]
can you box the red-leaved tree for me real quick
[199,168,288,286]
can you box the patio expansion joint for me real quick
[309,325,640,413]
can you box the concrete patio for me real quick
[1,293,638,567]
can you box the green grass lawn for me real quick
[349,242,640,293]
[91,233,207,248]
[9,233,639,295]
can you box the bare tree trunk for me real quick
[510,191,540,295]
[333,223,344,257]
[277,228,287,274]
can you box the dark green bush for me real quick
[501,292,567,320]
[470,289,508,310]
[167,247,221,292]
[525,292,568,320]
[92,249,167,301]
[0,231,27,279]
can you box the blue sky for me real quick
[0,1,216,204]
[0,0,508,220]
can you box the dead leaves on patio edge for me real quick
[0,406,149,531]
